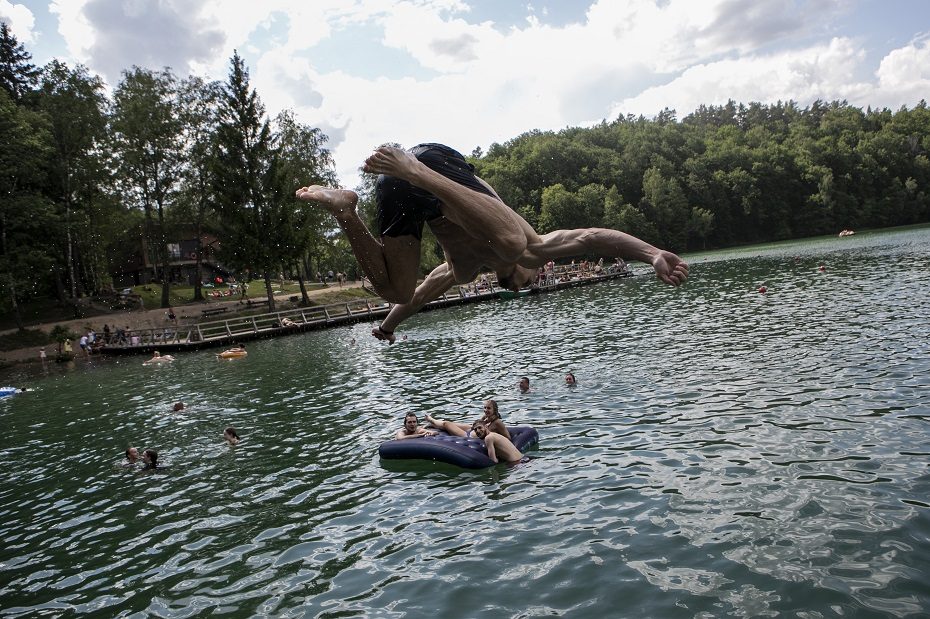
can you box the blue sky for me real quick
[3,0,929,188]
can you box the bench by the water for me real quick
[201,307,229,318]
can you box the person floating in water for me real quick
[425,400,511,442]
[472,422,524,464]
[224,427,240,445]
[144,351,175,365]
[296,143,688,343]
[142,449,159,470]
[394,413,437,440]
[123,447,140,466]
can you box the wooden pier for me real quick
[100,270,633,356]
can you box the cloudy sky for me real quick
[3,0,929,188]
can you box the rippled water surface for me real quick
[2,227,929,618]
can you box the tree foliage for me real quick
[475,99,930,252]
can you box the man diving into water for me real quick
[296,143,688,343]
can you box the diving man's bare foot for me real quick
[295,185,358,218]
[372,325,396,344]
[362,146,424,182]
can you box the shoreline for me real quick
[0,282,367,370]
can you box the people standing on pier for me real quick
[296,143,687,344]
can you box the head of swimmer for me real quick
[496,264,536,292]
[403,413,418,433]
[482,400,499,422]
[224,427,239,445]
[142,449,158,468]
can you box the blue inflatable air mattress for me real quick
[378,426,538,469]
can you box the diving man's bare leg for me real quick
[295,186,420,303]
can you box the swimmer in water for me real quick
[472,422,524,464]
[144,351,175,365]
[394,413,437,440]
[142,449,159,470]
[223,427,240,445]
[123,446,140,466]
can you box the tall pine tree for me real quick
[0,22,39,103]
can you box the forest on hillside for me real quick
[2,21,929,328]
[472,101,930,252]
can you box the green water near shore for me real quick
[1,227,929,617]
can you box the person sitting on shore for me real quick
[394,413,437,440]
[472,422,525,464]
[280,317,298,327]
[224,427,240,445]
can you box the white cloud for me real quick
[874,37,930,108]
[41,0,925,190]
[610,37,872,118]
[0,0,36,43]
[49,0,95,61]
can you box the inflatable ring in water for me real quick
[378,426,538,469]
[218,349,247,359]
[0,387,20,398]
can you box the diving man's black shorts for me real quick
[375,143,496,239]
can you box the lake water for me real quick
[1,226,929,618]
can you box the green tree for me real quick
[37,60,110,300]
[268,109,336,304]
[0,22,39,103]
[640,167,689,251]
[175,75,223,301]
[110,67,184,308]
[0,89,53,328]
